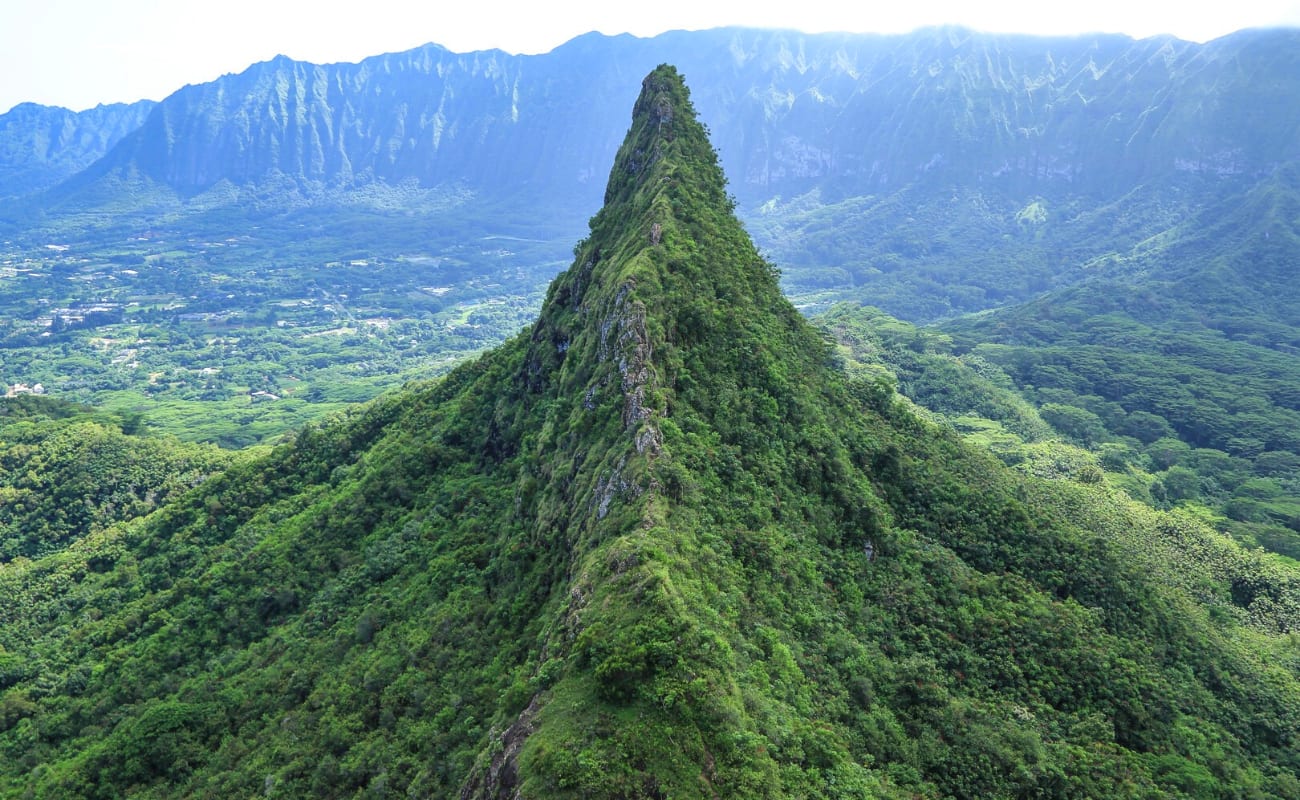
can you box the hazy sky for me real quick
[4,0,1300,112]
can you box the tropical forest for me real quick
[0,24,1298,799]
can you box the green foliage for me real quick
[942,225,1300,554]
[749,179,1198,323]
[816,303,1054,449]
[0,65,1297,800]
[0,396,232,560]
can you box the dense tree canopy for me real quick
[0,65,1296,799]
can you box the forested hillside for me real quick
[0,65,1297,800]
[2,27,1299,455]
[937,166,1300,559]
[0,395,232,560]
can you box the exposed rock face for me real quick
[35,27,1300,207]
[458,695,541,800]
[0,100,154,196]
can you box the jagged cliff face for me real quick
[729,27,1300,195]
[100,43,631,203]
[4,27,1297,324]
[0,100,154,197]
[35,26,1300,206]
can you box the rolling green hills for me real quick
[933,161,1300,560]
[0,395,233,561]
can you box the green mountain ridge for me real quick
[936,161,1300,559]
[4,27,1300,459]
[1,65,1298,799]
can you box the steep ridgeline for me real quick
[2,66,1299,799]
[0,100,154,197]
[10,27,1300,319]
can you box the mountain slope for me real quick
[935,162,1300,558]
[0,65,1298,799]
[47,28,1300,205]
[10,27,1300,322]
[0,395,233,561]
[0,100,154,198]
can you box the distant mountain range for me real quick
[0,99,153,197]
[3,26,1298,319]
[4,27,1297,205]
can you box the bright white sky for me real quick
[4,0,1300,112]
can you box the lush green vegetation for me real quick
[0,395,233,560]
[819,289,1300,565]
[932,174,1300,561]
[0,65,1296,799]
[747,182,1202,321]
[0,189,574,446]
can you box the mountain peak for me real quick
[550,62,789,329]
[601,64,720,206]
[454,64,889,796]
[520,63,804,489]
[5,58,1300,800]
